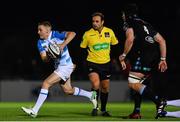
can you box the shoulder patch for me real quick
[104,32,110,37]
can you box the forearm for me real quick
[159,40,166,59]
[155,33,167,60]
[119,39,133,62]
[63,32,76,46]
[123,39,133,55]
[123,28,134,56]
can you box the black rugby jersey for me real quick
[123,17,159,54]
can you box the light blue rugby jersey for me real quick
[37,31,73,67]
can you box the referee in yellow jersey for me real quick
[80,12,118,116]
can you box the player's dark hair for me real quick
[92,12,104,21]
[122,3,138,18]
[38,21,52,29]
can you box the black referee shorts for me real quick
[86,61,112,81]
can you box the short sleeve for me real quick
[54,31,66,40]
[110,30,118,45]
[37,40,45,53]
[80,32,88,48]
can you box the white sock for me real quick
[166,111,180,118]
[32,89,48,114]
[167,99,180,107]
[73,87,92,99]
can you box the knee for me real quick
[101,82,109,92]
[128,83,133,89]
[128,83,140,92]
[101,84,109,92]
[128,83,133,88]
[42,81,51,89]
[89,73,100,89]
[91,81,100,90]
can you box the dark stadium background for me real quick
[0,1,179,99]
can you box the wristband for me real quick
[122,53,126,57]
[160,57,166,61]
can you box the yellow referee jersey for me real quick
[80,27,118,64]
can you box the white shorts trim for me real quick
[128,74,141,83]
[54,64,74,81]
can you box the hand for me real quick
[158,60,168,72]
[120,60,127,70]
[58,43,66,54]
[119,54,126,62]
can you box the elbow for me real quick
[67,31,76,38]
[72,32,76,36]
[154,33,166,45]
[72,32,76,37]
[70,31,76,36]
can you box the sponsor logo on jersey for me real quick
[93,43,109,51]
[145,36,155,43]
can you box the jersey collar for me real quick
[47,31,52,40]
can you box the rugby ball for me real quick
[48,43,61,59]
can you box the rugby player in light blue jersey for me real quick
[21,21,97,118]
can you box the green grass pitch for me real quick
[0,102,180,121]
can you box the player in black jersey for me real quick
[119,3,168,119]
